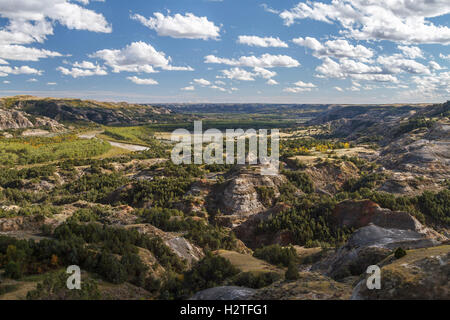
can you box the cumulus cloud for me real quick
[261,3,280,14]
[283,87,312,93]
[73,61,98,69]
[205,53,300,68]
[253,67,277,79]
[90,41,193,73]
[283,80,317,93]
[220,68,255,81]
[0,0,111,62]
[131,12,220,40]
[193,78,211,86]
[404,71,450,99]
[315,57,399,83]
[429,61,444,71]
[238,36,288,48]
[0,45,61,62]
[210,85,227,92]
[218,67,278,83]
[294,80,316,88]
[266,79,278,85]
[293,37,374,62]
[398,46,424,59]
[377,54,430,74]
[280,0,450,44]
[127,76,158,85]
[334,86,344,92]
[440,53,450,60]
[57,63,107,78]
[181,85,195,91]
[0,65,42,77]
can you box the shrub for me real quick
[285,262,299,281]
[232,271,281,289]
[394,247,407,259]
[253,245,297,267]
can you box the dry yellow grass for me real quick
[293,246,323,259]
[0,278,38,300]
[289,146,377,164]
[214,250,284,274]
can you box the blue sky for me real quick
[0,0,449,103]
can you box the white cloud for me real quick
[377,54,430,74]
[0,0,111,38]
[47,82,57,85]
[293,80,316,88]
[238,36,288,48]
[334,86,344,92]
[429,61,443,71]
[73,61,97,69]
[91,41,193,73]
[280,0,450,44]
[127,76,158,85]
[283,80,317,93]
[193,78,211,86]
[131,12,220,40]
[293,37,374,61]
[409,71,450,98]
[27,78,38,82]
[350,74,399,82]
[315,57,387,79]
[261,4,279,14]
[440,53,450,60]
[205,53,300,68]
[313,53,431,83]
[219,67,278,82]
[0,0,111,62]
[0,65,42,77]
[57,65,107,78]
[181,85,195,91]
[267,79,278,85]
[210,85,227,92]
[3,80,10,84]
[220,68,255,81]
[283,87,312,93]
[398,45,424,59]
[253,67,277,79]
[0,44,61,62]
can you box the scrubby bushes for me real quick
[160,253,239,299]
[256,195,352,247]
[26,270,101,300]
[282,170,314,193]
[137,207,239,251]
[232,271,281,289]
[253,245,297,268]
[0,222,185,288]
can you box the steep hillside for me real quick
[0,96,171,127]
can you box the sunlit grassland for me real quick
[99,126,156,146]
[0,135,111,166]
